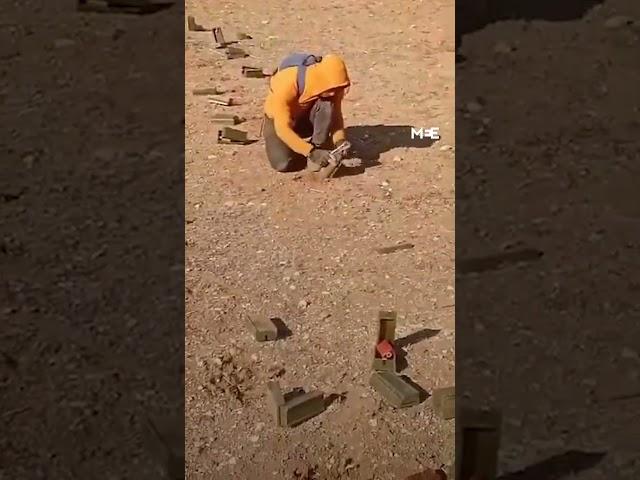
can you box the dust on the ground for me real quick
[185,1,455,479]
[457,0,640,478]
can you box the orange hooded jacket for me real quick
[264,54,351,156]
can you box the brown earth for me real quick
[184,0,455,479]
[457,0,640,478]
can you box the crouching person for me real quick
[263,53,351,172]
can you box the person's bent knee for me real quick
[271,159,291,172]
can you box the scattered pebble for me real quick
[54,38,75,48]
[604,16,634,29]
[466,100,483,113]
[298,299,310,309]
[22,154,35,168]
[493,41,513,54]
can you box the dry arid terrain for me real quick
[457,0,640,478]
[185,0,455,479]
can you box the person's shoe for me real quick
[306,160,322,172]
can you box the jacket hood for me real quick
[299,54,351,103]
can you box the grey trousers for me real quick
[263,99,334,172]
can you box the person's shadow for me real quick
[336,124,437,177]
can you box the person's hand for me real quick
[308,148,331,167]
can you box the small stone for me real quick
[369,418,378,427]
[250,354,259,362]
[261,19,270,24]
[22,154,35,168]
[466,101,483,113]
[249,435,259,443]
[493,42,513,54]
[381,181,390,187]
[228,457,237,465]
[298,299,310,309]
[54,39,75,48]
[604,16,634,29]
[439,145,454,152]
[223,201,234,208]
[392,155,402,162]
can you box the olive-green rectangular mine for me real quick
[372,357,396,373]
[226,46,248,59]
[218,127,248,144]
[212,114,243,126]
[459,426,500,480]
[457,407,501,480]
[242,67,267,78]
[372,310,397,373]
[192,87,223,96]
[209,97,234,106]
[370,372,420,408]
[279,391,325,427]
[266,381,285,426]
[432,386,455,420]
[251,318,278,342]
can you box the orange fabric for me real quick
[264,54,350,155]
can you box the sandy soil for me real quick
[184,1,455,479]
[1,2,184,479]
[457,0,640,478]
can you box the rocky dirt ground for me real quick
[1,2,184,479]
[184,0,455,479]
[457,0,640,478]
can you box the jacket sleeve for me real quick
[331,90,346,145]
[271,92,314,156]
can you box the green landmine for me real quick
[212,114,244,126]
[370,371,420,408]
[217,127,249,144]
[432,386,455,420]
[250,318,278,342]
[458,406,502,480]
[266,381,326,427]
[372,310,397,373]
[266,381,285,426]
[279,390,325,427]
